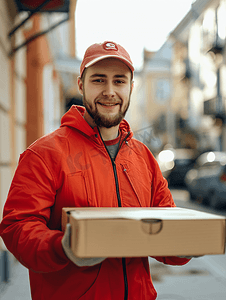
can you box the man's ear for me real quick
[77,76,83,95]
[131,80,134,93]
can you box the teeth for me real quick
[99,103,117,106]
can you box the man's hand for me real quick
[62,223,106,267]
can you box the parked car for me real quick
[156,148,196,187]
[185,151,226,209]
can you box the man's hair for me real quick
[81,68,87,85]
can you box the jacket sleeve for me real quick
[152,256,190,266]
[0,149,69,273]
[151,158,176,208]
[150,153,191,266]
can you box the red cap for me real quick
[80,41,134,77]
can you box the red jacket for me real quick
[0,106,189,300]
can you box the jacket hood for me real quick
[61,105,133,139]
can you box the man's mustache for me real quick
[95,97,122,105]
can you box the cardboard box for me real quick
[62,207,76,232]
[62,207,225,258]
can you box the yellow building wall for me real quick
[145,73,170,120]
[0,1,26,251]
[171,41,190,118]
[145,72,174,147]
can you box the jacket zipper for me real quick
[97,128,129,300]
[112,159,122,207]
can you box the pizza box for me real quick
[62,207,225,257]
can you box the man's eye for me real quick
[115,80,124,84]
[93,79,104,83]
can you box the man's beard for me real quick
[83,95,130,128]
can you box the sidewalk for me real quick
[150,253,226,300]
[0,261,31,300]
[1,254,226,299]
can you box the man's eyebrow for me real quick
[114,74,129,79]
[89,74,129,79]
[90,74,107,78]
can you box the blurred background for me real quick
[0,0,226,299]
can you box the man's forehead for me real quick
[86,58,131,78]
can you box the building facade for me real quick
[171,0,226,152]
[140,0,226,154]
[0,0,79,286]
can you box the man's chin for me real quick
[84,103,125,128]
[94,114,123,128]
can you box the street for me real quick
[171,188,226,217]
[0,189,226,300]
[149,188,226,300]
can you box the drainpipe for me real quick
[24,14,51,147]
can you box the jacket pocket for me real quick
[120,163,152,207]
[126,258,157,300]
[63,171,90,207]
[78,263,109,300]
[78,259,124,300]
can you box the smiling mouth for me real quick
[97,102,120,107]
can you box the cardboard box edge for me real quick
[61,207,78,232]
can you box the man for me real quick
[0,41,190,300]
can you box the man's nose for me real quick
[102,82,116,97]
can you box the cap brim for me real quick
[85,55,134,72]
